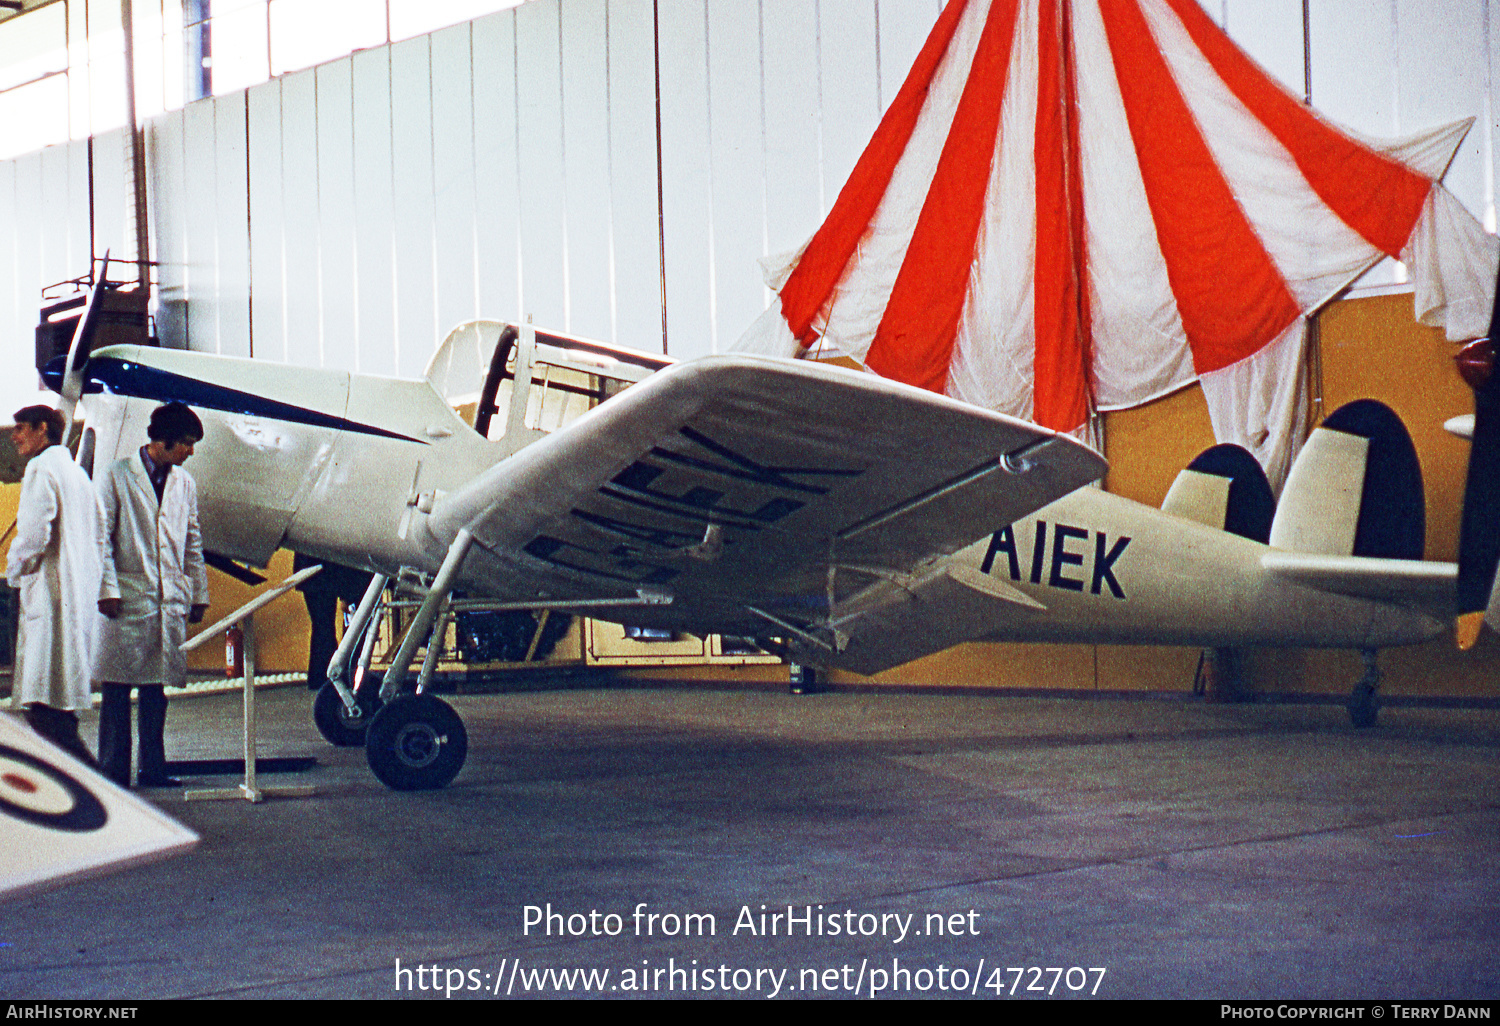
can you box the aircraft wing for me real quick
[430,355,1106,632]
[1,713,198,901]
[1262,551,1457,611]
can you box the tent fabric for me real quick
[734,0,1499,487]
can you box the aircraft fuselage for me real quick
[952,487,1442,650]
[77,344,1446,676]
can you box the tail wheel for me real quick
[1348,696,1379,729]
[313,681,382,747]
[365,695,468,791]
[1347,649,1381,729]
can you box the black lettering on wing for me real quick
[660,426,864,494]
[523,535,680,585]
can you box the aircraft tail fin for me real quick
[1161,443,1275,542]
[1269,399,1425,560]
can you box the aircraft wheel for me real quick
[1347,651,1381,729]
[313,682,381,747]
[364,694,468,791]
[1348,691,1379,729]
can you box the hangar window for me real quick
[0,74,68,161]
[266,0,385,78]
[188,0,531,92]
[0,2,67,161]
[0,3,66,94]
[389,0,517,42]
[0,0,528,158]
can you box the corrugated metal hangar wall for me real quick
[0,0,1498,392]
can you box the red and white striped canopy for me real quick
[737,0,1497,484]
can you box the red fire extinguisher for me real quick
[226,625,243,678]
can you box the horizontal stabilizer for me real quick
[1262,550,1455,609]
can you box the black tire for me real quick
[364,694,468,791]
[313,681,382,747]
[1348,689,1379,729]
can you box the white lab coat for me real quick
[6,445,101,711]
[93,453,210,686]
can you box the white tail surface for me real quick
[1269,427,1369,555]
[1160,469,1232,530]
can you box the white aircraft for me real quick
[48,312,1457,790]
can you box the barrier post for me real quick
[180,565,322,803]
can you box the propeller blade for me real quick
[58,253,109,438]
[1455,264,1500,649]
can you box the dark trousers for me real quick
[295,553,374,691]
[98,683,168,787]
[304,588,339,692]
[23,703,98,768]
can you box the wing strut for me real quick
[835,437,1060,544]
[746,605,836,654]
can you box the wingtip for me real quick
[1456,610,1486,650]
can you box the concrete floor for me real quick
[1,681,1498,1000]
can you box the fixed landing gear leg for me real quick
[1348,648,1381,728]
[415,605,452,695]
[326,573,388,708]
[365,530,474,790]
[313,573,388,746]
[788,663,820,695]
[380,528,474,702]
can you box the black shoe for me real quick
[136,775,183,788]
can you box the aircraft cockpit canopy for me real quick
[425,321,673,443]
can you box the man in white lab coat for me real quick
[95,402,210,788]
[6,405,100,766]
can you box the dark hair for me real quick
[147,402,203,446]
[13,405,64,445]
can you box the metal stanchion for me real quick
[179,564,323,803]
